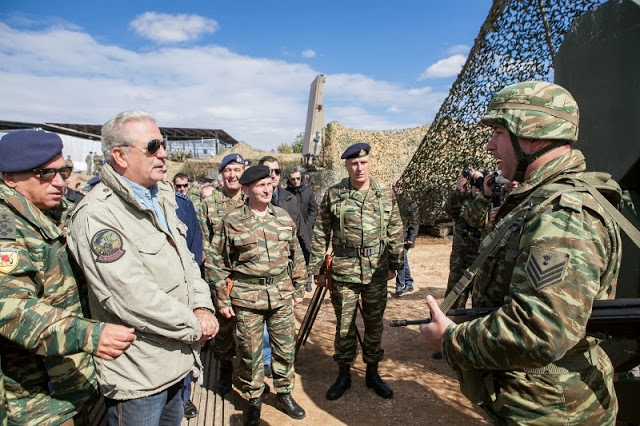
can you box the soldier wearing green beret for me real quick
[0,130,136,425]
[310,143,404,401]
[421,81,621,424]
[208,165,307,425]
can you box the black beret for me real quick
[238,165,271,185]
[219,153,245,172]
[0,130,63,172]
[341,142,371,159]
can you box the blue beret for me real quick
[238,165,270,185]
[88,176,101,186]
[0,130,63,172]
[341,142,371,159]
[219,153,245,172]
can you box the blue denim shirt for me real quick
[121,176,169,232]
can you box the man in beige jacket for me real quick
[68,110,218,426]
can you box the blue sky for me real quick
[0,1,492,150]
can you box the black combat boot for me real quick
[365,363,393,399]
[326,364,351,400]
[217,360,233,395]
[275,393,306,419]
[245,397,261,426]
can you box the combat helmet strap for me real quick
[509,131,565,184]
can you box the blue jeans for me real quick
[264,323,272,365]
[182,373,192,402]
[105,380,184,426]
[396,246,413,288]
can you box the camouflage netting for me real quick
[400,0,606,224]
[312,121,428,198]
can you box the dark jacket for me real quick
[272,187,306,255]
[175,192,203,266]
[396,192,419,245]
[285,183,317,255]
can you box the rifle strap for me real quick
[439,181,580,314]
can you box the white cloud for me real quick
[0,22,447,150]
[301,49,316,58]
[446,44,470,56]
[418,53,467,80]
[130,12,218,43]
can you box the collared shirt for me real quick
[121,176,168,232]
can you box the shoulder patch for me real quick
[0,210,16,240]
[90,229,126,263]
[558,193,582,213]
[525,246,569,290]
[0,249,19,273]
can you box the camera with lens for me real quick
[462,168,485,191]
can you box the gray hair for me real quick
[288,166,304,176]
[101,110,157,165]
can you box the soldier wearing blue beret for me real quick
[310,142,404,401]
[0,130,136,425]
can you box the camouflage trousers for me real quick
[235,304,296,399]
[331,279,387,365]
[445,237,480,309]
[212,310,236,361]
[481,348,617,425]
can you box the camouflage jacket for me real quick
[309,177,404,283]
[198,189,246,285]
[67,164,214,400]
[0,185,104,425]
[445,189,482,240]
[209,203,306,310]
[442,150,621,420]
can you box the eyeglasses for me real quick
[133,139,166,155]
[31,166,73,181]
[175,183,189,189]
[269,168,281,175]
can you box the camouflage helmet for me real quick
[481,81,579,142]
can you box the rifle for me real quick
[295,254,364,355]
[389,298,640,340]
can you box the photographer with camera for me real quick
[463,170,517,231]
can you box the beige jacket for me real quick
[67,164,214,400]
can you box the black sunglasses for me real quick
[270,168,281,175]
[175,183,189,188]
[133,139,166,155]
[31,166,73,181]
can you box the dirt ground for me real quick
[230,236,490,425]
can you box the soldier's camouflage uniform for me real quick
[1,362,5,426]
[208,203,306,399]
[198,189,246,362]
[0,185,105,425]
[443,189,482,309]
[442,149,620,425]
[309,177,403,366]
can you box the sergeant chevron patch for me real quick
[525,246,569,290]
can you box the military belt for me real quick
[521,347,599,375]
[232,270,288,285]
[334,244,380,258]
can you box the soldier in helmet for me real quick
[420,81,620,424]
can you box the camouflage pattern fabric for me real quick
[308,177,404,282]
[235,304,296,398]
[187,187,200,210]
[443,190,481,309]
[442,150,620,424]
[331,279,388,364]
[208,203,306,399]
[481,81,579,142]
[0,185,104,426]
[198,189,246,361]
[309,177,403,365]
